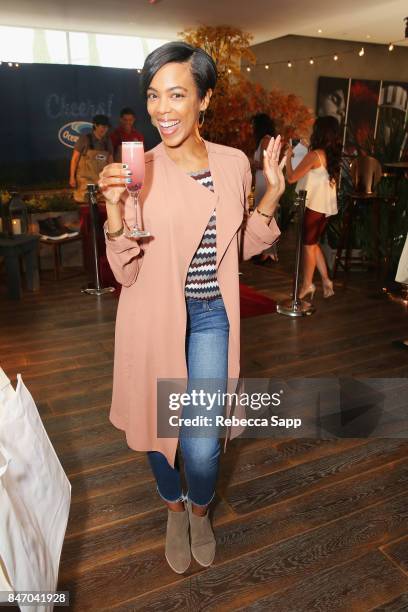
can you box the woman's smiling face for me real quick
[146,61,211,147]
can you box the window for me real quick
[0,26,35,63]
[95,33,145,69]
[43,30,69,64]
[68,32,90,66]
[0,25,168,68]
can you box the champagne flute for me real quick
[122,141,150,238]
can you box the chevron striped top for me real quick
[184,169,221,300]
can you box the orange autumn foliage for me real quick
[182,25,256,80]
[180,26,314,156]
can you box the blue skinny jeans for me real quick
[147,296,229,506]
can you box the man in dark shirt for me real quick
[70,114,113,203]
[110,107,144,161]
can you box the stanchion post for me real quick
[277,189,316,317]
[81,184,115,296]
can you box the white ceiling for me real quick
[1,0,408,46]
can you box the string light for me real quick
[240,40,403,72]
[227,68,232,74]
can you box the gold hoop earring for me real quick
[198,110,206,129]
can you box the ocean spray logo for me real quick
[58,122,92,149]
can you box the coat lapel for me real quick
[154,141,245,273]
[154,143,216,279]
[205,141,244,269]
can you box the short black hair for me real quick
[92,114,110,127]
[141,41,217,100]
[120,107,136,117]
[252,113,276,147]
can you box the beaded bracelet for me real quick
[105,225,124,240]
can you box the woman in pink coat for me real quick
[98,42,285,574]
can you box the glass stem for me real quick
[132,191,140,231]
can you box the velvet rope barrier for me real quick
[81,184,115,296]
[277,189,316,317]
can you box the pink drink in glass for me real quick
[122,141,150,237]
[122,141,145,191]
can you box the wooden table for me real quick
[0,234,40,299]
[383,162,408,191]
[383,162,408,170]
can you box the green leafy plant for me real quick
[1,190,77,213]
[327,120,408,272]
[24,193,77,213]
[0,190,11,205]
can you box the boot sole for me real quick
[191,549,216,567]
[165,552,191,574]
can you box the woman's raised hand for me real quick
[263,135,286,201]
[98,163,132,205]
[285,142,294,160]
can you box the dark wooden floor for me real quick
[1,238,408,611]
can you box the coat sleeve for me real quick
[104,196,146,287]
[240,156,281,261]
[104,227,144,287]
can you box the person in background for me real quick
[69,114,113,286]
[285,116,342,301]
[291,137,309,169]
[251,113,279,264]
[69,114,113,204]
[110,107,144,161]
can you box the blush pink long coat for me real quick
[106,140,280,468]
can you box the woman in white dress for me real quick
[285,116,342,300]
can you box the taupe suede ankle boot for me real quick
[187,502,216,567]
[165,504,191,574]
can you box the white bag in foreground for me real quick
[0,368,71,612]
